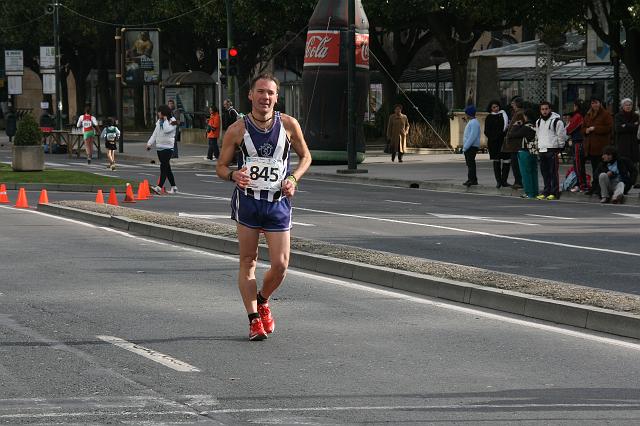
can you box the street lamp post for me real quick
[53,1,62,130]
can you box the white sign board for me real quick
[8,75,22,95]
[40,46,55,69]
[43,73,56,94]
[586,25,610,65]
[5,50,24,75]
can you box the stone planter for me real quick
[12,145,45,171]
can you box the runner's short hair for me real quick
[250,73,280,91]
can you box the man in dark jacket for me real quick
[595,146,635,203]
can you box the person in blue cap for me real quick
[462,104,481,186]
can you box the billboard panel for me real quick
[124,29,160,84]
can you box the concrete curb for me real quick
[37,203,640,341]
[5,183,128,193]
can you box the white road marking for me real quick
[206,403,640,414]
[0,411,197,420]
[613,213,640,219]
[179,213,228,219]
[385,199,421,205]
[138,172,155,176]
[178,212,314,226]
[427,212,539,226]
[96,335,200,372]
[295,207,640,258]
[200,179,223,184]
[174,191,231,201]
[13,207,640,351]
[195,173,217,177]
[526,214,575,220]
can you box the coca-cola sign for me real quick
[304,30,340,66]
[356,33,369,69]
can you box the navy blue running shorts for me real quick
[230,188,292,232]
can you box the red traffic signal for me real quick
[229,47,238,57]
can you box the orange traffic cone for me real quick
[38,189,49,204]
[0,184,9,204]
[107,188,118,206]
[14,187,29,209]
[95,189,105,204]
[135,181,148,200]
[143,179,152,198]
[123,183,136,203]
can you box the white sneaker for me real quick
[168,186,178,194]
[151,185,162,194]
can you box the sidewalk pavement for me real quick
[2,133,639,204]
[114,140,640,205]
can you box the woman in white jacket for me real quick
[146,105,178,193]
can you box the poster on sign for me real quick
[355,33,369,69]
[4,50,23,75]
[123,29,160,84]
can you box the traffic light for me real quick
[228,47,239,76]
[217,48,228,85]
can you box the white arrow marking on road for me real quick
[427,213,539,226]
[96,335,200,372]
[526,214,575,220]
[613,213,640,219]
[385,200,421,205]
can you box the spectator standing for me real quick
[596,146,633,203]
[222,99,239,131]
[582,96,613,195]
[386,104,410,162]
[146,105,178,194]
[503,96,524,189]
[206,106,221,160]
[535,101,566,200]
[167,99,181,158]
[615,98,639,187]
[462,105,480,187]
[484,100,511,188]
[76,105,99,164]
[565,99,587,192]
[508,111,539,199]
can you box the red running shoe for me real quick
[257,302,275,334]
[249,318,267,341]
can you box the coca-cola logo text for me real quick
[304,31,340,66]
[305,36,331,59]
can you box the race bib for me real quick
[82,120,92,128]
[245,156,285,191]
[106,132,117,141]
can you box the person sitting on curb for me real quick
[462,105,480,187]
[596,146,633,204]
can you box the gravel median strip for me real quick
[54,200,640,317]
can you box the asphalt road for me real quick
[2,205,640,424]
[6,155,639,295]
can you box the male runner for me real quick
[216,73,312,341]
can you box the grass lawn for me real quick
[0,163,128,185]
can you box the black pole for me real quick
[115,28,124,152]
[346,0,356,170]
[612,22,621,111]
[226,0,235,105]
[53,1,62,130]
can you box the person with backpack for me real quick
[76,105,100,164]
[509,110,539,199]
[535,101,566,200]
[582,96,613,196]
[100,118,120,170]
